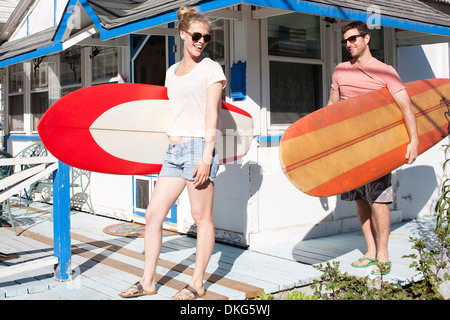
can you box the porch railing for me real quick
[0,157,71,281]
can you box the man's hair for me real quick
[341,21,371,45]
[341,21,371,36]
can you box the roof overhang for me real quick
[85,0,449,40]
[0,0,449,68]
[247,0,450,36]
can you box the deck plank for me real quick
[0,199,435,300]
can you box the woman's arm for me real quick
[192,81,224,187]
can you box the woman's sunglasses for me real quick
[184,30,212,43]
[341,34,366,46]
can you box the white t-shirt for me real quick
[165,57,227,138]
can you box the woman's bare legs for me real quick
[120,177,186,296]
[172,179,215,300]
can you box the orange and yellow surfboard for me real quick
[279,78,450,197]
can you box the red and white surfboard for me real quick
[38,83,254,175]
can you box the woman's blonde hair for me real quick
[177,6,210,31]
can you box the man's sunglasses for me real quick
[341,34,366,46]
[184,30,212,43]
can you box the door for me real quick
[131,34,177,227]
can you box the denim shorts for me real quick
[159,138,219,181]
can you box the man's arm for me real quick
[392,89,419,164]
[327,88,340,106]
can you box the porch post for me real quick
[53,161,71,281]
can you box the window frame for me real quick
[59,45,84,97]
[261,12,327,133]
[7,63,26,134]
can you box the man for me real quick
[327,21,419,275]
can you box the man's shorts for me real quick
[159,138,219,182]
[340,173,393,203]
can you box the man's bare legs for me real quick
[353,199,390,269]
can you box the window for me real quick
[31,91,48,131]
[8,64,24,131]
[267,13,323,126]
[31,61,49,131]
[270,61,322,123]
[135,177,151,212]
[203,19,227,99]
[60,46,82,96]
[203,19,225,62]
[91,46,119,84]
[268,13,321,59]
[133,175,176,224]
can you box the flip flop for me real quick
[351,257,376,268]
[119,281,156,298]
[172,284,206,300]
[371,262,392,276]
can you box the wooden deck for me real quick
[0,199,433,300]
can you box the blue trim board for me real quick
[244,0,450,36]
[3,135,41,153]
[54,0,58,27]
[52,0,79,43]
[168,22,175,67]
[78,0,105,31]
[5,135,41,140]
[94,0,240,40]
[53,161,72,281]
[0,42,63,68]
[88,0,449,40]
[1,0,448,68]
[257,135,282,142]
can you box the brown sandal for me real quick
[119,281,156,298]
[172,284,206,300]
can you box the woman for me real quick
[119,6,226,300]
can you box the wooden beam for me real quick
[0,156,57,166]
[0,162,58,203]
[0,256,58,279]
[0,163,46,190]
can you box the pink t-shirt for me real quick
[331,59,405,100]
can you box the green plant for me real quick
[255,291,274,300]
[401,145,450,300]
[310,261,410,300]
[284,290,318,300]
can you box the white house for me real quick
[0,0,449,249]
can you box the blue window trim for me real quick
[3,135,41,151]
[257,135,282,142]
[132,175,177,224]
